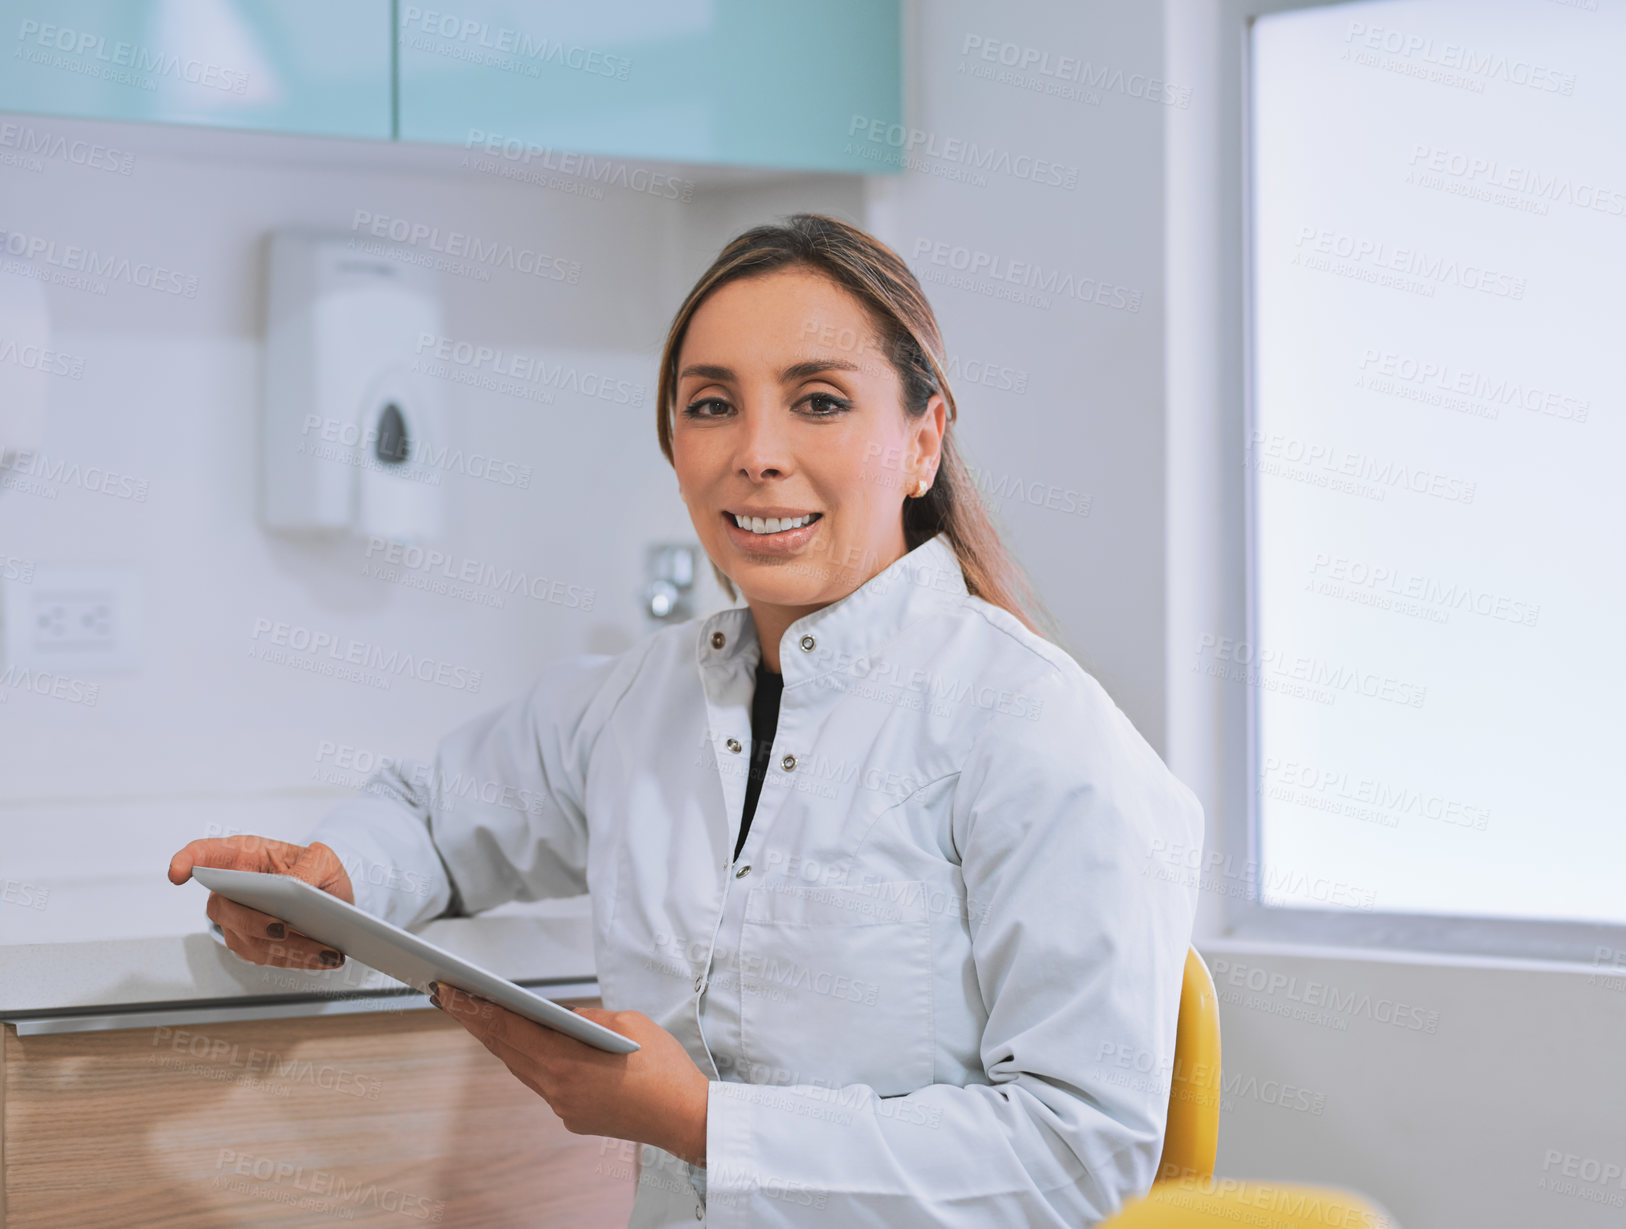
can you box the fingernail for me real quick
[427,980,439,997]
[266,922,285,939]
[429,994,442,1009]
[319,949,341,967]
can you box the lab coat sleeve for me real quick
[701,662,1205,1228]
[306,646,643,932]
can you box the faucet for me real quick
[642,543,700,622]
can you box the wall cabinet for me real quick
[0,0,902,172]
[397,0,902,172]
[0,1,393,139]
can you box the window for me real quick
[1244,0,1625,938]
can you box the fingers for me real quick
[300,842,357,905]
[443,999,541,1078]
[204,889,290,943]
[172,834,353,970]
[168,834,297,884]
[434,986,606,1075]
[216,922,346,970]
[430,986,613,1125]
[430,983,502,1028]
[569,1007,640,1041]
[431,986,538,1058]
[168,838,212,884]
[170,836,357,911]
[206,893,344,969]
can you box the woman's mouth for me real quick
[721,510,824,551]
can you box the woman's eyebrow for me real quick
[679,363,734,382]
[677,358,862,383]
[779,358,861,382]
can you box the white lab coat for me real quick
[308,531,1203,1227]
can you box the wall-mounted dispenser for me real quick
[0,259,50,468]
[261,232,445,542]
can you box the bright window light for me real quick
[1248,0,1626,925]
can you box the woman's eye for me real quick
[683,398,731,418]
[802,394,851,417]
[682,394,849,419]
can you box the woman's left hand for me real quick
[430,982,709,1167]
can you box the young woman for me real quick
[171,214,1203,1228]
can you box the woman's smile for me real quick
[721,507,825,553]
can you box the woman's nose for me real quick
[731,402,792,479]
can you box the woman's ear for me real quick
[913,393,948,481]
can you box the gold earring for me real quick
[912,477,930,498]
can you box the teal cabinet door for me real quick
[397,0,902,172]
[0,1,391,139]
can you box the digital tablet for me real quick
[191,866,638,1055]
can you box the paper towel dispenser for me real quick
[260,231,445,542]
[0,259,50,466]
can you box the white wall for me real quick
[1199,942,1626,1228]
[868,0,1171,749]
[0,118,858,941]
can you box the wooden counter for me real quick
[1,998,638,1227]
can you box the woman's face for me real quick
[671,266,945,613]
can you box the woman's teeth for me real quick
[732,512,820,535]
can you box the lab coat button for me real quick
[694,1206,704,1220]
[735,864,751,878]
[781,754,796,772]
[694,974,705,992]
[726,738,742,754]
[710,631,726,649]
[799,634,816,652]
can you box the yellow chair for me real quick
[1155,948,1224,1183]
[1101,949,1399,1228]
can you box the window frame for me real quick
[1182,0,1626,965]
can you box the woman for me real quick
[170,214,1203,1227]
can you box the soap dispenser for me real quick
[260,231,445,542]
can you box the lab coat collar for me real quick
[697,531,969,689]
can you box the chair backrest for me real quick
[1155,947,1221,1183]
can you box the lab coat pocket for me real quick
[736,880,934,1097]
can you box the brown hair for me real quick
[656,212,1059,643]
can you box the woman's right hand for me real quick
[167,835,355,970]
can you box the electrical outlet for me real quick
[32,589,117,653]
[0,565,140,674]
